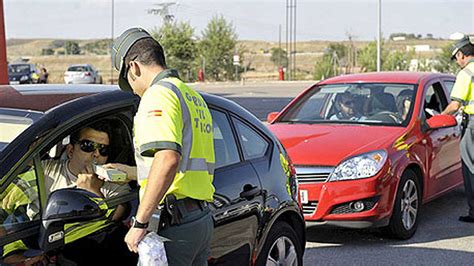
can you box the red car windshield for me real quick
[278,83,417,126]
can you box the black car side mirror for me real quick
[39,189,107,252]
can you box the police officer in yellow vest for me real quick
[442,34,474,223]
[112,28,215,265]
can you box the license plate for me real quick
[9,81,19,85]
[299,190,308,204]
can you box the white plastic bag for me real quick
[137,232,168,266]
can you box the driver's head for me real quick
[337,92,355,117]
[67,123,111,172]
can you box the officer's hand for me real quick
[102,163,137,182]
[125,227,147,253]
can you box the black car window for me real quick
[8,64,30,74]
[0,160,41,229]
[232,118,269,160]
[38,118,135,199]
[211,109,240,168]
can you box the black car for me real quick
[8,63,39,85]
[0,85,305,265]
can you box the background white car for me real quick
[64,64,103,84]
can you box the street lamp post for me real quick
[286,0,289,80]
[377,0,381,72]
[111,0,114,84]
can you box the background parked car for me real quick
[8,63,39,84]
[64,64,103,84]
[0,84,305,265]
[268,72,463,239]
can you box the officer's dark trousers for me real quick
[461,123,474,218]
[461,161,474,218]
[158,207,213,266]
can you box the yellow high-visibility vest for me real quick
[451,60,474,114]
[134,70,215,202]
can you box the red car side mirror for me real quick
[426,114,457,129]
[267,112,279,123]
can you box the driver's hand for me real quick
[77,165,104,197]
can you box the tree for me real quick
[65,41,81,55]
[415,58,434,72]
[433,43,458,74]
[357,41,388,72]
[313,55,335,80]
[312,43,350,80]
[152,22,198,82]
[385,50,414,71]
[65,41,80,55]
[83,39,110,55]
[41,48,54,55]
[199,16,238,81]
[327,43,347,60]
[270,47,288,68]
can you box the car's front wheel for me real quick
[384,169,421,239]
[257,221,302,266]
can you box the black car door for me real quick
[1,100,138,263]
[208,108,264,265]
[0,157,43,261]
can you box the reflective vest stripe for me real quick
[463,68,474,106]
[186,158,215,174]
[155,80,214,175]
[12,172,37,200]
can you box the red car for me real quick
[268,72,463,239]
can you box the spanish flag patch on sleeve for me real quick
[148,110,163,117]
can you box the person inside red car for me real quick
[396,89,413,121]
[330,92,365,121]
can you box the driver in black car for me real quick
[330,92,365,121]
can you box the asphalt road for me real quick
[192,81,474,265]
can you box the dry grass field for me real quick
[6,38,452,84]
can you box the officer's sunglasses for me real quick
[75,139,109,156]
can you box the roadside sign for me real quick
[233,55,240,66]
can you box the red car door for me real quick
[423,80,462,199]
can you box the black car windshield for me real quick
[278,83,417,126]
[9,64,30,74]
[0,110,39,152]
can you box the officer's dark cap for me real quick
[451,35,474,60]
[112,27,153,92]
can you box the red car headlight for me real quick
[329,150,387,182]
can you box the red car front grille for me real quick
[302,201,318,215]
[295,166,333,184]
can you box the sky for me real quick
[3,0,473,41]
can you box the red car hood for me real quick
[269,123,406,166]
